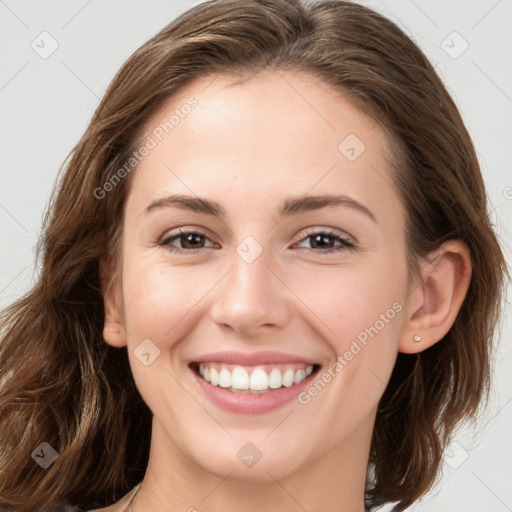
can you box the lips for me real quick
[188,351,321,414]
[191,350,320,367]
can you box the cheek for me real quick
[291,258,406,347]
[291,255,406,407]
[294,266,406,428]
[120,260,209,413]
[122,258,209,339]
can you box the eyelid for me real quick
[294,226,355,245]
[157,224,215,240]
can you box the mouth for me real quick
[188,351,322,414]
[189,361,321,394]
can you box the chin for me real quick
[185,439,310,483]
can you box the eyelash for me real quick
[157,228,356,255]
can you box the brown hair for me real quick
[0,0,507,510]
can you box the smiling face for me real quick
[103,70,413,485]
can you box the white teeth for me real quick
[249,368,269,390]
[282,369,295,387]
[231,366,249,389]
[209,368,219,386]
[197,363,314,392]
[268,368,282,389]
[218,368,231,388]
[293,369,306,385]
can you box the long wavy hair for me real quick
[0,0,508,511]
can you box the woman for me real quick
[0,0,507,511]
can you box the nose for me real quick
[209,248,291,338]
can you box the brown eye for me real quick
[177,232,206,249]
[159,229,215,253]
[309,233,337,249]
[295,229,355,254]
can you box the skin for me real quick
[98,70,471,512]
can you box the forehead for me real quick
[128,70,404,229]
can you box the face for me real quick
[108,70,412,482]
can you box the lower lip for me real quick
[191,366,318,414]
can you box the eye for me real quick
[157,228,356,255]
[294,229,356,254]
[158,229,216,253]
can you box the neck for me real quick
[132,414,374,512]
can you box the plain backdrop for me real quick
[0,1,511,511]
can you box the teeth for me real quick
[249,368,268,390]
[268,368,282,389]
[293,369,306,385]
[282,369,294,387]
[231,367,249,389]
[209,368,219,386]
[218,368,231,388]
[197,363,314,392]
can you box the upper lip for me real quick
[190,350,320,367]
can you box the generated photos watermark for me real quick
[298,301,403,405]
[94,97,198,200]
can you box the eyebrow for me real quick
[144,193,377,223]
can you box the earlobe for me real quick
[399,240,472,354]
[100,256,127,348]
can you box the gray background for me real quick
[1,1,511,510]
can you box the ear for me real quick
[399,240,472,354]
[99,255,127,348]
